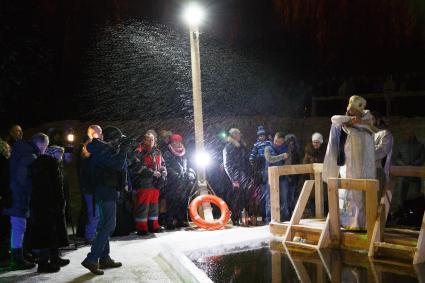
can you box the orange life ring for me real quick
[189,195,230,230]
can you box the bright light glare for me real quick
[183,3,205,26]
[195,151,211,168]
[67,134,75,143]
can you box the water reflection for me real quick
[191,241,425,283]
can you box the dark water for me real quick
[191,242,424,283]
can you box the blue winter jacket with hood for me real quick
[4,140,40,218]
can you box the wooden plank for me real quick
[374,242,417,253]
[269,168,281,223]
[383,233,418,247]
[271,251,282,283]
[369,202,386,258]
[272,164,314,176]
[413,212,425,264]
[317,249,332,281]
[285,240,318,250]
[312,163,323,174]
[314,172,324,218]
[269,222,287,236]
[327,179,341,245]
[384,228,420,237]
[341,231,370,250]
[366,180,379,245]
[283,180,315,242]
[331,178,379,192]
[291,224,323,234]
[317,215,330,249]
[389,166,425,178]
[284,245,312,283]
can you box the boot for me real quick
[10,248,35,270]
[99,257,122,269]
[50,248,70,267]
[81,258,104,275]
[37,260,60,273]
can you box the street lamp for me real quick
[183,2,213,221]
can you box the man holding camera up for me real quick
[81,126,128,275]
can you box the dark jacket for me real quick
[76,144,94,195]
[163,147,196,195]
[30,155,68,249]
[4,140,39,218]
[303,143,326,164]
[223,137,250,183]
[87,139,127,201]
[129,145,166,190]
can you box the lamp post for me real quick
[183,3,213,221]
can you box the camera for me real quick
[117,136,139,152]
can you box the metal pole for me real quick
[189,26,213,221]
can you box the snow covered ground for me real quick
[0,226,270,283]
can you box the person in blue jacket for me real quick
[264,132,289,223]
[249,126,272,221]
[81,126,128,275]
[4,133,49,270]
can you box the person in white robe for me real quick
[323,95,377,230]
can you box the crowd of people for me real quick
[0,95,424,275]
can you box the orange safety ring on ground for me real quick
[189,195,230,230]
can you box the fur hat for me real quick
[103,126,123,142]
[312,132,323,144]
[256,126,266,136]
[170,134,183,143]
[348,95,367,112]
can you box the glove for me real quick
[153,171,161,178]
[161,170,167,177]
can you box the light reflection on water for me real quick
[192,240,425,283]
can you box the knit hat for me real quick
[347,95,367,113]
[103,126,123,142]
[45,145,65,158]
[312,132,323,144]
[256,126,266,136]
[170,134,183,143]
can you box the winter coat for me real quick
[303,143,326,164]
[87,139,127,201]
[249,140,273,164]
[162,147,196,198]
[394,140,425,166]
[0,154,11,211]
[3,140,39,218]
[30,155,68,249]
[223,137,250,183]
[76,144,94,195]
[129,145,166,190]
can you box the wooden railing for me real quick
[268,163,324,223]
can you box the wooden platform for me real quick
[268,164,425,265]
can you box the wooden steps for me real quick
[373,242,417,262]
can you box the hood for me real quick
[12,139,38,158]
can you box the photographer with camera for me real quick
[129,132,167,236]
[81,126,128,275]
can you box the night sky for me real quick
[1,0,425,128]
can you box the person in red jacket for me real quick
[130,133,167,236]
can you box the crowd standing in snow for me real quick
[0,98,424,275]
